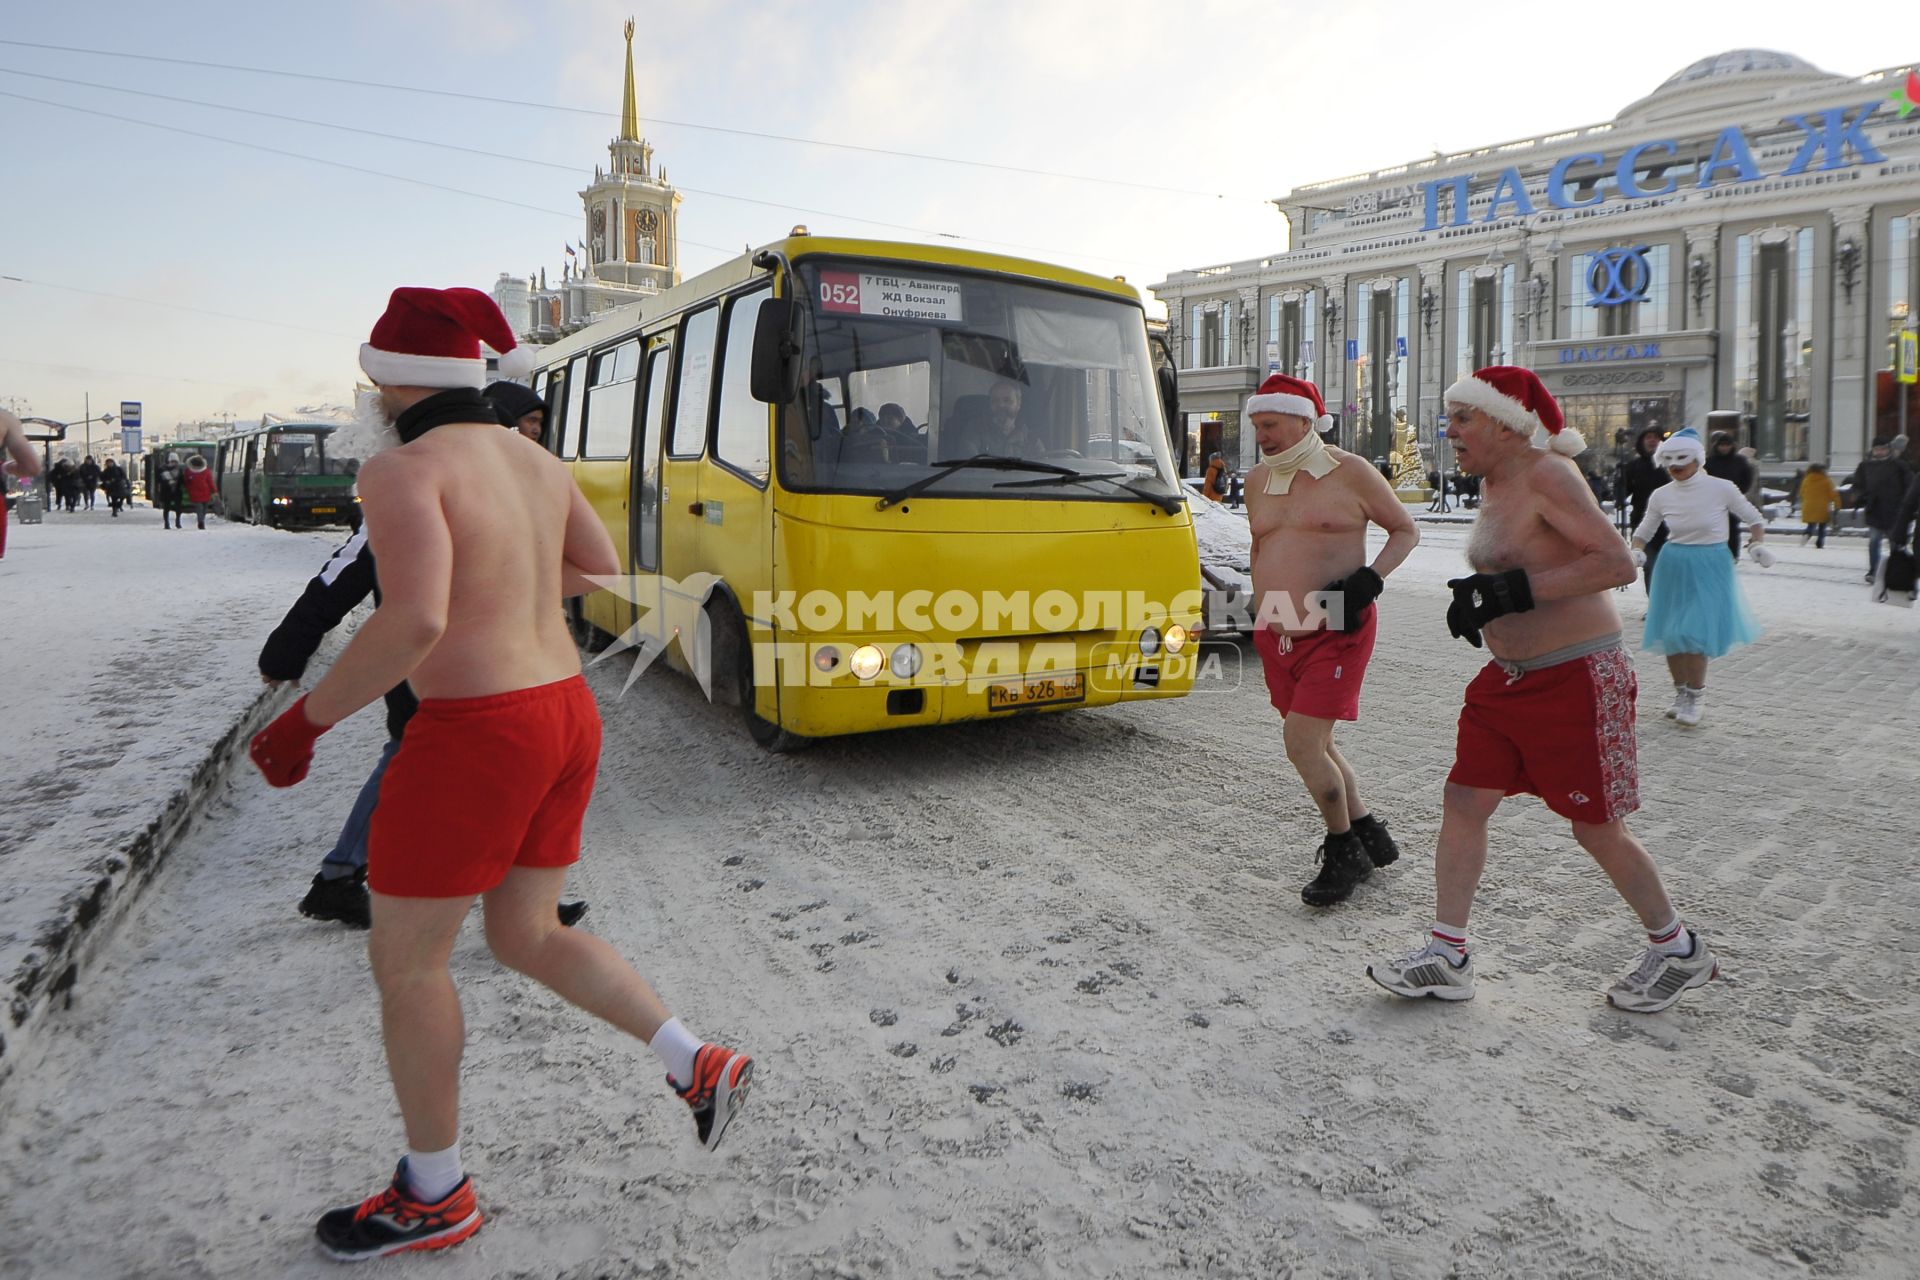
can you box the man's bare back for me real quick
[1466,450,1624,661]
[362,423,608,700]
[1247,448,1414,636]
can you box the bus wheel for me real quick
[711,599,810,753]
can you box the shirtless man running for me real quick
[249,288,752,1262]
[1366,366,1716,1012]
[1243,374,1419,906]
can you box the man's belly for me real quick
[1483,593,1623,662]
[1251,550,1363,635]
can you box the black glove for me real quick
[1321,566,1383,632]
[1446,570,1535,648]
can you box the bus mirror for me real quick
[750,297,806,404]
[1156,364,1179,420]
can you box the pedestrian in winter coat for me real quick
[1846,438,1916,582]
[1797,464,1839,549]
[1201,452,1226,501]
[77,456,101,510]
[483,379,547,444]
[182,454,218,529]
[1618,427,1670,591]
[49,458,80,512]
[99,459,130,517]
[1704,432,1754,561]
[153,453,187,529]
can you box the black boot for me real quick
[1300,831,1371,907]
[1350,813,1400,867]
[299,869,370,928]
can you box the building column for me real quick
[1321,274,1347,446]
[1417,259,1446,454]
[1682,224,1721,433]
[1829,204,1872,466]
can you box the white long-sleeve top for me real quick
[1633,472,1764,546]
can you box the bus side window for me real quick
[635,344,670,571]
[668,307,719,458]
[713,288,772,482]
[583,340,640,459]
[556,355,588,459]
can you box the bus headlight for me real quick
[890,643,922,678]
[1164,624,1189,653]
[849,645,885,680]
[813,645,841,673]
[272,496,293,506]
[1138,627,1161,656]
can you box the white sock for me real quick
[405,1140,463,1203]
[1429,922,1469,965]
[1648,915,1694,958]
[650,1016,701,1089]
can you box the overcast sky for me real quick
[0,1,1909,429]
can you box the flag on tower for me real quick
[564,243,577,259]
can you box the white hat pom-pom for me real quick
[496,344,537,380]
[1549,428,1586,456]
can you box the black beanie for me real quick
[483,380,545,428]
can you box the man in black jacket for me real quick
[1618,428,1669,590]
[1849,437,1916,584]
[1704,432,1754,560]
[259,529,589,929]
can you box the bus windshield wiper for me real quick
[993,469,1185,514]
[875,455,1082,510]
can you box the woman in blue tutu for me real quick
[1630,427,1765,727]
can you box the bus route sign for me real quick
[817,271,963,324]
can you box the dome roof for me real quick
[1659,49,1826,88]
[1616,49,1837,123]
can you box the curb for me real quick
[0,688,283,1096]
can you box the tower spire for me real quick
[619,18,640,143]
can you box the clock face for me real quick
[639,209,658,234]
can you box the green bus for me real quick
[142,440,222,503]
[215,420,360,527]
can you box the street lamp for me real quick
[75,392,115,460]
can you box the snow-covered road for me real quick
[1,516,1915,1278]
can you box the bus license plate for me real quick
[311,506,336,514]
[986,672,1085,712]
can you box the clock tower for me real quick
[581,19,682,293]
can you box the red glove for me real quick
[250,696,331,788]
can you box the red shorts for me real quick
[368,675,601,898]
[1250,608,1377,721]
[1448,646,1639,824]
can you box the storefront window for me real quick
[1787,227,1813,461]
[1570,245,1670,339]
[1187,300,1232,369]
[1733,233,1754,431]
[1351,285,1371,454]
[1453,268,1473,380]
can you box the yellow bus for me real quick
[531,234,1201,750]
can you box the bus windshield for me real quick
[780,260,1177,502]
[266,431,325,476]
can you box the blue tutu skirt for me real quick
[1643,541,1761,657]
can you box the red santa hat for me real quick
[1245,374,1332,430]
[1442,365,1584,456]
[359,287,536,389]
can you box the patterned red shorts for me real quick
[1447,646,1639,824]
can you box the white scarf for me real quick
[1259,430,1340,494]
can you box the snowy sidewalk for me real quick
[0,503,340,1088]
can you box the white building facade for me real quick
[1152,50,1920,482]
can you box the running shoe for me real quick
[1606,930,1717,1013]
[314,1159,483,1262]
[1353,816,1400,868]
[558,900,589,928]
[299,869,370,929]
[1367,943,1476,1001]
[1300,832,1371,907]
[674,1043,754,1152]
[1675,687,1703,728]
[1663,686,1686,720]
